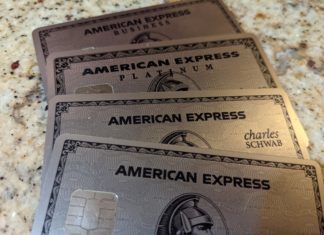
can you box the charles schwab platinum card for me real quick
[43,89,309,172]
[33,0,242,86]
[46,34,280,99]
[32,134,324,235]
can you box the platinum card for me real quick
[46,34,280,99]
[43,89,309,173]
[32,0,242,87]
[32,134,324,235]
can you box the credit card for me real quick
[32,134,324,235]
[33,0,242,88]
[46,34,280,99]
[43,89,309,174]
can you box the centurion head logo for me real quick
[160,130,211,149]
[148,71,200,92]
[156,194,229,235]
[131,31,171,43]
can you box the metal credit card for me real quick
[46,34,280,99]
[32,134,324,235]
[43,89,309,173]
[33,0,242,87]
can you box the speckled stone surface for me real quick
[0,0,323,234]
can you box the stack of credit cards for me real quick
[31,1,324,234]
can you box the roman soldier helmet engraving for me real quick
[173,198,213,235]
[148,71,200,92]
[156,194,228,235]
[160,130,211,149]
[131,31,171,43]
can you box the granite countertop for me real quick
[0,0,323,234]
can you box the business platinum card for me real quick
[46,34,280,99]
[32,134,324,235]
[33,0,242,88]
[43,89,309,174]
